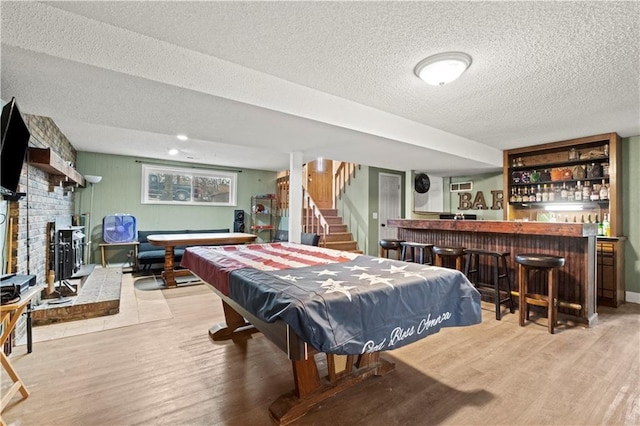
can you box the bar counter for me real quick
[388,219,598,325]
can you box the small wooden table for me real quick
[1,284,44,425]
[147,233,257,288]
[99,241,139,270]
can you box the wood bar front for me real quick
[388,219,598,325]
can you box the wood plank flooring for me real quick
[2,283,638,425]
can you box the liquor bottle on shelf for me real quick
[560,183,568,200]
[541,184,549,202]
[590,184,600,201]
[549,184,556,202]
[509,188,517,203]
[535,185,542,203]
[574,181,583,201]
[599,179,609,200]
[516,188,523,203]
[583,181,591,200]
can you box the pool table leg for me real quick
[269,352,395,425]
[208,299,258,340]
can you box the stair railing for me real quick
[334,162,360,203]
[302,187,330,244]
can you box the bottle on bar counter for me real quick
[603,213,611,236]
[596,214,604,236]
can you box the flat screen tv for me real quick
[1,97,31,198]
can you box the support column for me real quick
[289,152,303,243]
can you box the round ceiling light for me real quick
[414,52,472,86]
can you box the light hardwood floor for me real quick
[2,282,639,425]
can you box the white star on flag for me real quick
[371,257,391,264]
[279,274,301,282]
[354,273,379,281]
[313,269,339,276]
[402,271,426,279]
[381,265,408,274]
[344,265,369,271]
[319,279,357,301]
[366,276,395,288]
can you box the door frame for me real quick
[377,172,402,243]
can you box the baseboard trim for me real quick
[625,291,640,305]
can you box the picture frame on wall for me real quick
[141,164,237,206]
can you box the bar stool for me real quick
[463,249,514,320]
[515,254,565,334]
[379,238,404,260]
[432,246,466,271]
[400,242,433,265]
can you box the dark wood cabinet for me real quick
[503,133,625,307]
[597,238,626,307]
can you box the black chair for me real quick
[300,232,320,246]
[273,230,289,242]
[464,248,514,320]
[432,245,466,271]
[400,242,433,265]
[379,238,404,260]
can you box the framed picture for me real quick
[141,164,237,206]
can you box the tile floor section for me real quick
[18,270,173,345]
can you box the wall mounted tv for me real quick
[1,97,31,200]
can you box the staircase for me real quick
[279,162,362,253]
[318,209,359,252]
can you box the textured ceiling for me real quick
[1,1,639,174]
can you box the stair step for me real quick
[322,232,353,242]
[323,241,358,251]
[320,209,338,216]
[307,224,348,233]
[324,216,344,225]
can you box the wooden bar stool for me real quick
[432,246,466,271]
[379,238,404,260]
[515,254,565,334]
[400,242,433,265]
[464,249,514,320]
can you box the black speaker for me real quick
[233,221,245,233]
[234,209,245,221]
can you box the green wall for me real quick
[444,172,504,220]
[75,152,276,263]
[622,136,640,297]
[335,165,370,254]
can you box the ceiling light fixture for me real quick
[414,52,472,86]
[176,134,188,141]
[168,148,179,155]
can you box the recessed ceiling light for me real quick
[414,52,472,86]
[168,148,179,155]
[176,134,188,141]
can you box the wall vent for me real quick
[450,181,473,192]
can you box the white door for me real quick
[378,173,402,240]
